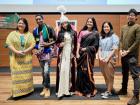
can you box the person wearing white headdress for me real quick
[55,6,77,99]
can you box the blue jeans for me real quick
[39,60,51,88]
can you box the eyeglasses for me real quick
[128,13,136,17]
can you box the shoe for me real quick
[40,88,45,96]
[64,94,72,97]
[101,91,112,96]
[127,95,139,105]
[111,89,117,95]
[44,89,50,98]
[56,93,58,96]
[101,91,106,96]
[117,89,127,95]
[101,91,112,99]
[70,92,75,95]
[86,94,91,98]
[91,89,98,97]
[12,96,22,100]
[58,96,64,100]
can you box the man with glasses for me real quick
[118,8,140,105]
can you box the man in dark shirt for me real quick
[118,8,140,105]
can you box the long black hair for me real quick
[79,17,98,34]
[35,14,44,19]
[100,21,114,39]
[16,17,29,33]
[59,22,73,33]
[56,22,75,44]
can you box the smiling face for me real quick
[86,18,94,30]
[127,12,137,24]
[61,21,68,30]
[35,15,43,26]
[103,23,111,34]
[17,20,26,33]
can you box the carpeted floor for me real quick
[8,84,120,100]
[1,67,124,73]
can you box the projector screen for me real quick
[0,0,140,12]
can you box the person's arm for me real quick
[127,26,140,53]
[105,35,119,63]
[119,27,124,57]
[55,32,65,48]
[49,26,56,44]
[98,36,104,60]
[41,41,55,47]
[76,31,82,58]
[23,34,35,54]
[119,28,123,50]
[54,26,60,37]
[98,47,101,58]
[6,32,25,55]
[42,26,56,47]
[73,31,77,56]
[98,47,103,60]
[105,49,116,63]
[76,43,80,58]
[9,46,25,55]
[122,25,140,57]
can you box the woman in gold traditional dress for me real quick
[5,18,35,99]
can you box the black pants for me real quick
[121,55,140,96]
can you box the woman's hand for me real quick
[23,50,32,55]
[59,42,65,47]
[99,57,104,61]
[81,48,86,52]
[15,50,25,56]
[103,57,110,63]
[76,52,80,58]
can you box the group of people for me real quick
[5,8,140,105]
